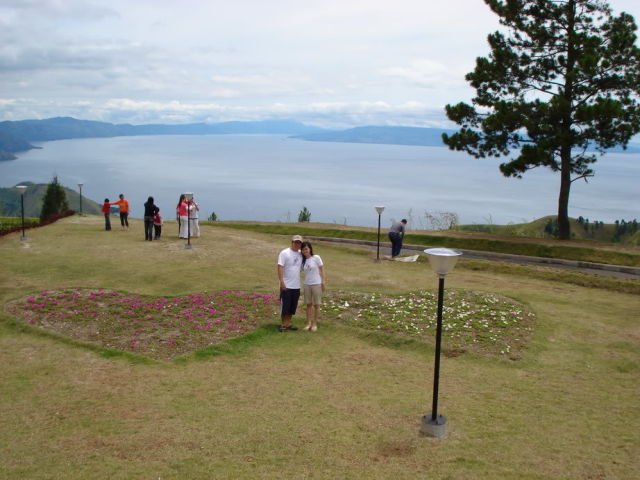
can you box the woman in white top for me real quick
[301,241,326,332]
[189,198,200,238]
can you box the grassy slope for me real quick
[460,215,639,245]
[0,216,638,479]
[209,221,640,267]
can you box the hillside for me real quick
[458,215,639,246]
[0,182,101,217]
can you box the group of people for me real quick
[176,194,200,239]
[275,219,407,333]
[99,193,205,242]
[98,196,407,331]
[99,193,407,258]
[277,235,327,332]
[100,193,163,241]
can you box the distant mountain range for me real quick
[293,126,640,153]
[0,117,325,160]
[0,117,638,160]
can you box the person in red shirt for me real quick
[101,198,112,231]
[112,193,130,230]
[153,210,163,240]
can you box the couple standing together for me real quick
[277,235,326,333]
[176,194,200,239]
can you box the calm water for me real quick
[0,134,637,227]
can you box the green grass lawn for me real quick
[1,215,638,479]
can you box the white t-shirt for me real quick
[278,247,302,289]
[303,255,324,285]
[190,202,199,219]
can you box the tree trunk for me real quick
[557,151,572,240]
[557,0,576,242]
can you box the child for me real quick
[153,210,163,240]
[101,198,111,231]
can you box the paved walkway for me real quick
[306,236,640,280]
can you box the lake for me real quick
[0,134,637,228]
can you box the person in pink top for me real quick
[176,194,188,238]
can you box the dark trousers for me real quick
[154,224,162,240]
[120,212,129,227]
[389,232,403,257]
[104,214,111,231]
[144,216,154,241]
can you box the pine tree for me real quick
[298,206,311,223]
[40,176,69,221]
[443,0,640,240]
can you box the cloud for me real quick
[1,0,638,126]
[0,95,456,128]
[380,59,468,90]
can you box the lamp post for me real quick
[16,185,28,241]
[375,206,385,261]
[77,183,83,216]
[421,247,463,438]
[184,192,193,249]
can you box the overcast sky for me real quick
[2,0,639,127]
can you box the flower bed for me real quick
[324,290,535,359]
[7,288,279,360]
[7,287,535,361]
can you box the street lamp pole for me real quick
[431,275,445,422]
[16,185,27,241]
[375,206,385,261]
[78,183,83,216]
[421,247,462,438]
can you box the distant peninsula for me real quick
[0,117,324,160]
[292,126,457,147]
[1,117,638,160]
[0,117,465,160]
